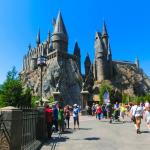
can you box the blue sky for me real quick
[0,0,150,84]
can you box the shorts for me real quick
[73,117,79,125]
[146,118,150,124]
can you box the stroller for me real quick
[112,109,120,122]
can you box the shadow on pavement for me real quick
[84,137,100,141]
[78,128,92,130]
[61,130,73,134]
[140,130,150,134]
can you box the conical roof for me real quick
[102,21,108,36]
[84,53,91,65]
[36,29,40,45]
[74,41,80,56]
[95,31,105,53]
[47,30,50,43]
[53,11,68,38]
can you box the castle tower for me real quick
[94,32,108,82]
[84,53,91,77]
[74,41,81,73]
[47,30,50,44]
[51,11,68,52]
[102,21,109,50]
[36,29,40,47]
[135,57,139,69]
[107,42,113,78]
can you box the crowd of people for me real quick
[44,103,80,138]
[44,100,150,138]
[91,101,150,134]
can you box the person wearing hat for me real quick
[73,104,80,129]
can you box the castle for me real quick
[20,11,150,105]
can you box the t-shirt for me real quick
[58,109,64,121]
[120,106,126,112]
[73,107,79,118]
[45,108,53,123]
[145,111,150,120]
[131,105,143,117]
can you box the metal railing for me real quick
[21,108,39,150]
[0,113,11,150]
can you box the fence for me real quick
[0,106,46,150]
[0,112,11,150]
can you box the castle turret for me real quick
[107,42,113,78]
[74,41,81,73]
[84,53,91,77]
[102,21,109,50]
[94,31,107,82]
[135,57,139,69]
[36,29,40,47]
[51,11,68,52]
[47,30,50,44]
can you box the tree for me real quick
[0,67,32,107]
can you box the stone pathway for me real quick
[41,116,150,150]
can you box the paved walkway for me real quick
[41,116,150,150]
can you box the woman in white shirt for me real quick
[130,102,143,134]
[145,105,150,131]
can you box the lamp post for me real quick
[37,55,47,106]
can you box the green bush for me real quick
[31,96,40,107]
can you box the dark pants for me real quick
[66,117,70,128]
[46,123,52,138]
[98,113,101,120]
[53,119,58,131]
[73,117,79,127]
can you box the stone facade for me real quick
[20,11,150,105]
[20,11,82,105]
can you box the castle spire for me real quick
[74,41,81,73]
[36,29,40,47]
[51,11,68,52]
[102,21,109,50]
[84,53,91,76]
[135,57,139,69]
[102,21,108,36]
[53,11,68,39]
[47,30,50,43]
[74,41,81,57]
[95,32,106,55]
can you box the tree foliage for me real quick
[0,67,32,107]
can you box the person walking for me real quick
[120,104,126,122]
[96,104,102,120]
[45,104,53,138]
[130,102,144,134]
[113,102,120,121]
[92,103,96,116]
[58,105,64,133]
[144,105,150,131]
[102,104,107,119]
[52,104,58,132]
[73,104,80,129]
[64,105,70,129]
[106,102,113,123]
